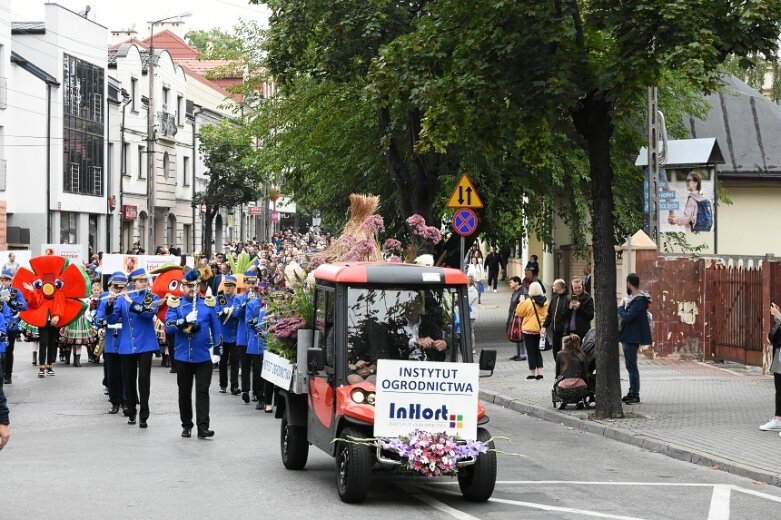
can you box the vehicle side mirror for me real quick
[308,348,324,373]
[479,349,496,377]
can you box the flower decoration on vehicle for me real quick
[13,255,90,328]
[405,214,442,262]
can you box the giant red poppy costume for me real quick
[12,255,89,328]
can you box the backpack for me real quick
[692,198,713,232]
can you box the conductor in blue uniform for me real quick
[108,268,160,428]
[166,269,222,439]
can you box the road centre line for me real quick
[426,480,716,487]
[420,485,646,520]
[397,484,483,520]
[707,485,731,520]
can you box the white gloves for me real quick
[185,310,198,323]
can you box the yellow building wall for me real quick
[718,185,781,255]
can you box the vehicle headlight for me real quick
[366,392,376,405]
[351,388,366,404]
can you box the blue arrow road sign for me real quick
[452,208,478,237]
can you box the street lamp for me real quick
[147,12,191,250]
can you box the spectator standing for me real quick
[514,282,548,380]
[759,303,781,432]
[2,253,19,275]
[466,256,486,304]
[565,277,594,339]
[583,263,593,294]
[542,279,569,361]
[507,276,526,361]
[617,273,652,405]
[483,247,501,293]
[525,255,540,278]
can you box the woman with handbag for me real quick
[759,302,781,432]
[507,277,526,361]
[514,282,548,380]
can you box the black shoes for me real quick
[219,387,227,393]
[139,420,148,429]
[197,429,215,439]
[108,404,120,415]
[38,368,45,378]
[536,375,544,380]
[47,367,55,376]
[242,392,250,404]
[128,416,136,425]
[255,402,264,410]
[623,394,641,404]
[3,377,10,385]
[181,428,192,438]
[231,388,241,396]
[510,355,520,361]
[526,375,536,380]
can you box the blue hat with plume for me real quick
[183,269,200,285]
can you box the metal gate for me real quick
[708,264,765,365]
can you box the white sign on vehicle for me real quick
[261,351,294,390]
[374,360,478,440]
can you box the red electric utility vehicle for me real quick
[275,262,498,503]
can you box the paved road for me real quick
[3,359,781,519]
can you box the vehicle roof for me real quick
[314,262,468,285]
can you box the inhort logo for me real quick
[388,403,464,430]
[449,414,464,429]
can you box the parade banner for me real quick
[374,360,478,439]
[102,254,194,275]
[41,243,86,263]
[261,351,294,390]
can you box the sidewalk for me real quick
[473,280,781,486]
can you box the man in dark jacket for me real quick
[565,277,594,339]
[507,276,526,361]
[542,279,569,360]
[483,248,501,292]
[617,273,652,405]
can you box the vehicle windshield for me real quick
[345,287,465,384]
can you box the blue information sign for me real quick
[452,208,478,237]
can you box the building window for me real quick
[130,77,137,111]
[177,95,183,125]
[182,156,190,186]
[138,145,145,179]
[88,214,98,253]
[60,211,78,244]
[163,152,170,179]
[123,143,130,176]
[162,86,169,109]
[63,53,104,196]
[108,142,114,180]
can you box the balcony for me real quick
[156,110,178,141]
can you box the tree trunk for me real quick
[203,208,217,260]
[573,95,624,420]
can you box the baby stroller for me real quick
[551,328,597,409]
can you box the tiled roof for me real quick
[11,21,45,34]
[175,59,242,78]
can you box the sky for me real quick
[11,0,270,34]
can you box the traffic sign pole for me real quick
[460,236,465,273]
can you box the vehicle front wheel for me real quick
[458,427,497,502]
[335,427,373,503]
[280,416,308,470]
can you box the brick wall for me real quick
[0,200,7,250]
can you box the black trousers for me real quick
[775,372,781,417]
[524,333,544,370]
[177,360,212,431]
[551,331,564,376]
[104,352,124,406]
[487,269,499,290]
[166,333,176,370]
[219,342,239,390]
[2,332,16,377]
[120,352,153,420]
[39,325,58,366]
[241,351,273,404]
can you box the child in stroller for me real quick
[552,331,596,409]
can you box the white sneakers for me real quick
[759,418,781,431]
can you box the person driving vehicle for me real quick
[401,294,447,362]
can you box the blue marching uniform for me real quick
[94,276,127,413]
[108,271,160,427]
[216,284,241,394]
[245,298,273,411]
[166,270,222,438]
[2,283,27,384]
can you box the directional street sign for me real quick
[447,174,483,209]
[452,208,478,237]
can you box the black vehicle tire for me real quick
[280,416,308,470]
[335,427,372,503]
[458,427,497,502]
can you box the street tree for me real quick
[370,0,781,418]
[195,120,263,257]
[185,28,244,60]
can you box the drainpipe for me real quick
[192,106,201,254]
[119,92,131,252]
[46,84,52,243]
[106,95,111,252]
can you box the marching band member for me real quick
[216,275,241,394]
[1,269,28,384]
[232,270,259,404]
[94,273,127,415]
[107,268,160,428]
[165,269,222,439]
[245,294,273,413]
